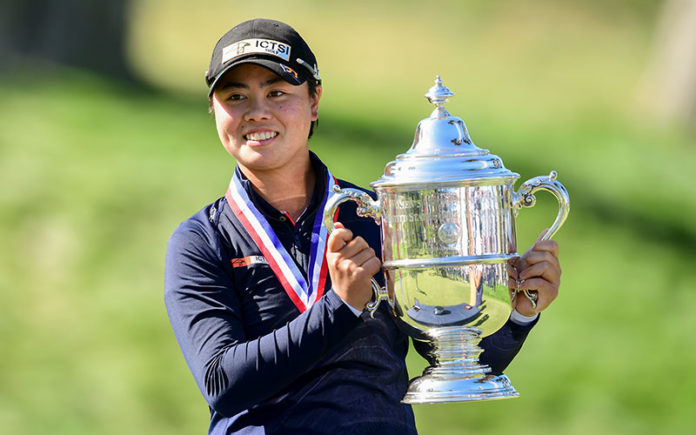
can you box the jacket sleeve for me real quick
[411,318,537,375]
[478,318,538,375]
[163,223,362,417]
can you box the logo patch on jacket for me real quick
[230,255,268,268]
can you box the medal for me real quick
[225,169,337,312]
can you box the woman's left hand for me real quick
[508,230,561,317]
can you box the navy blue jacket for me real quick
[164,153,535,434]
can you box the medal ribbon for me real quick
[225,169,337,313]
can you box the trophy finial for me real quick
[425,75,454,111]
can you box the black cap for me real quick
[206,19,321,96]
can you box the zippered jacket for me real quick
[164,153,535,434]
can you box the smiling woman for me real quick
[163,18,553,435]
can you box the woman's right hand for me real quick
[326,222,381,311]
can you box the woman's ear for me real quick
[311,85,322,120]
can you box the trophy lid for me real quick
[372,76,519,189]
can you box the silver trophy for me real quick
[324,76,570,403]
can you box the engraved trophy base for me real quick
[402,327,519,404]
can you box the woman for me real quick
[164,18,561,435]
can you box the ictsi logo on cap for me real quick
[222,38,291,63]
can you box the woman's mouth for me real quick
[245,131,278,143]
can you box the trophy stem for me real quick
[402,326,519,404]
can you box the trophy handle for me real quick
[323,186,392,317]
[513,171,570,308]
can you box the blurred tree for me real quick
[642,0,696,129]
[0,0,135,81]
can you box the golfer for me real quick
[164,18,561,435]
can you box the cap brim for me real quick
[207,58,306,97]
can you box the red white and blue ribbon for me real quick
[225,170,337,313]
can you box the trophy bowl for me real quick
[324,76,569,404]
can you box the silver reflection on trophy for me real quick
[324,76,570,403]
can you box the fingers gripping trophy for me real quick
[324,76,570,403]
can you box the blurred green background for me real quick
[1,0,695,434]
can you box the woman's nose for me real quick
[244,97,271,122]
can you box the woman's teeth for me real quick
[245,131,277,141]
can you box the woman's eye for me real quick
[226,93,245,102]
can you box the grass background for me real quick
[1,0,695,434]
